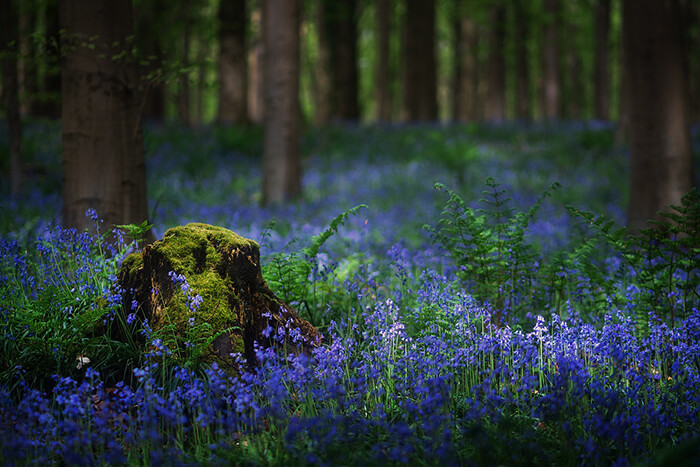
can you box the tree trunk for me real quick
[313,0,331,125]
[623,0,694,232]
[542,0,560,120]
[134,0,167,120]
[262,0,301,205]
[374,0,392,122]
[18,0,37,118]
[60,0,150,238]
[1,0,23,198]
[452,0,478,122]
[401,0,437,121]
[593,0,611,121]
[178,0,192,125]
[484,3,506,123]
[217,0,248,124]
[514,0,531,121]
[323,0,360,121]
[564,23,584,119]
[31,0,61,119]
[248,5,264,124]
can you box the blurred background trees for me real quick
[0,0,698,227]
[2,0,699,125]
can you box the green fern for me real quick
[567,188,700,331]
[426,179,559,324]
[262,205,368,329]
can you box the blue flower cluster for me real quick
[1,267,699,464]
[2,122,699,464]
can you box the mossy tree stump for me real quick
[117,223,321,373]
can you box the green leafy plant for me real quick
[0,225,142,396]
[426,179,560,324]
[262,204,368,330]
[115,219,153,244]
[568,187,700,331]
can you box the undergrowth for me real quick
[427,179,700,334]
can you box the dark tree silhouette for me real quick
[623,0,694,231]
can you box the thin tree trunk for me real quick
[217,0,248,124]
[1,0,23,198]
[623,0,694,232]
[18,0,37,118]
[542,0,560,120]
[594,0,611,120]
[248,5,264,124]
[514,0,531,121]
[178,0,192,125]
[324,0,360,121]
[314,0,331,125]
[484,4,506,123]
[402,0,437,121]
[452,7,477,122]
[60,0,150,238]
[564,24,584,119]
[375,0,392,122]
[262,0,301,204]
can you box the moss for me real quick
[155,223,258,276]
[148,223,259,367]
[116,222,316,373]
[120,252,144,281]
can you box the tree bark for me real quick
[401,0,437,121]
[593,0,611,121]
[262,0,301,205]
[514,0,531,121]
[484,3,506,123]
[374,0,392,122]
[1,0,23,198]
[60,0,150,237]
[623,0,694,231]
[217,0,248,124]
[542,0,560,120]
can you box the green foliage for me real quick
[568,188,700,332]
[115,219,153,244]
[426,179,560,323]
[262,205,368,330]
[0,228,142,396]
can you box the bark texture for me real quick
[60,0,150,236]
[262,0,301,204]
